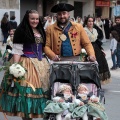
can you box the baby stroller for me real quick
[44,61,105,120]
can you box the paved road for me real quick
[0,41,120,120]
[101,41,120,120]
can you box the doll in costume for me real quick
[74,84,108,120]
[44,84,84,120]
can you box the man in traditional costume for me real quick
[44,3,96,61]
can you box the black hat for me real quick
[51,3,74,13]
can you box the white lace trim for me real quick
[12,44,24,55]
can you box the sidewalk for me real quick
[0,41,6,56]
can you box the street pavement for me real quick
[0,40,120,120]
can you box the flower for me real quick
[81,49,87,54]
[71,32,78,38]
[7,49,12,53]
[9,63,26,78]
[79,49,87,62]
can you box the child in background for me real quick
[110,30,118,70]
[2,29,15,64]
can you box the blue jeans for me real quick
[111,49,117,68]
[117,42,120,67]
[2,32,8,44]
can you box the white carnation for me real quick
[9,63,26,78]
[7,49,12,53]
[81,49,86,54]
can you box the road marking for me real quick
[110,90,120,93]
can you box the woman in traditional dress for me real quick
[0,10,50,120]
[83,16,111,84]
[94,17,106,42]
[76,16,83,25]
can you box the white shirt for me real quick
[110,38,117,53]
[84,27,98,42]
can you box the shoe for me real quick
[110,67,117,70]
[116,65,120,68]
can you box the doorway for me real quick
[74,2,83,19]
[95,7,102,17]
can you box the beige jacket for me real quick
[44,21,95,59]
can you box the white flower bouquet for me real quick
[0,62,35,91]
[9,63,26,78]
[81,49,87,54]
[79,48,87,62]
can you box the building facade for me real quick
[44,0,95,19]
[0,0,117,41]
[0,0,20,41]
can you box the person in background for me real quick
[44,3,96,62]
[1,14,9,46]
[83,16,111,85]
[111,16,120,68]
[109,30,118,70]
[53,15,57,23]
[104,18,110,40]
[44,15,54,30]
[42,16,48,26]
[2,29,15,64]
[0,10,50,120]
[69,17,75,22]
[8,15,17,30]
[76,16,83,25]
[94,16,106,42]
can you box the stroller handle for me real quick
[50,60,98,65]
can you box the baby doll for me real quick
[52,84,83,120]
[76,84,104,120]
[77,84,99,103]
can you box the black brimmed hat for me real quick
[51,3,74,13]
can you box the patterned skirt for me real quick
[0,57,50,118]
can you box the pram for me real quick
[44,61,105,120]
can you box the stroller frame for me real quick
[46,61,104,120]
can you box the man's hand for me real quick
[52,55,60,61]
[88,56,96,62]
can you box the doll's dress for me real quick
[72,93,108,120]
